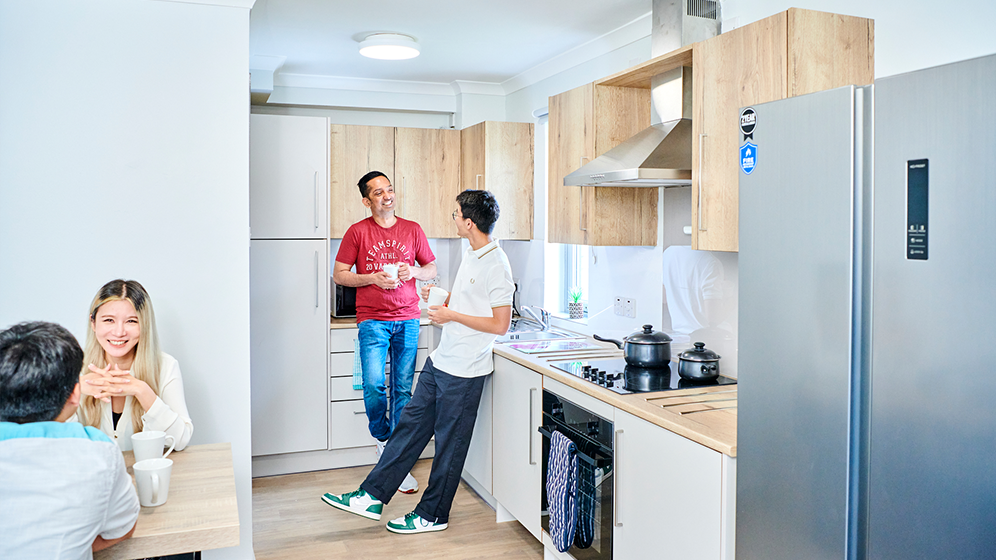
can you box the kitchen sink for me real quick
[496,318,581,343]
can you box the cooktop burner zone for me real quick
[550,358,737,394]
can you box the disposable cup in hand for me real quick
[133,458,173,507]
[382,263,399,280]
[427,287,449,307]
[132,430,175,462]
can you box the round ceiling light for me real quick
[358,33,420,60]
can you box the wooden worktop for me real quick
[330,311,432,329]
[493,342,737,457]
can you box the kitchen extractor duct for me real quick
[564,0,720,188]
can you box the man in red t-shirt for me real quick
[333,171,437,494]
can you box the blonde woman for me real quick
[72,279,193,451]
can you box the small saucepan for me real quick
[593,325,672,368]
[677,342,721,381]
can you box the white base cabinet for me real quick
[462,374,493,495]
[614,409,732,560]
[492,356,543,539]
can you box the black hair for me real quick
[456,189,500,235]
[0,321,83,423]
[357,170,389,198]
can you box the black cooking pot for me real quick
[593,325,672,368]
[623,364,672,392]
[677,342,721,381]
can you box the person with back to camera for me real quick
[323,189,514,534]
[71,279,193,451]
[0,321,140,559]
[333,171,438,494]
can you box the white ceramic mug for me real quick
[132,431,175,462]
[133,457,173,507]
[382,263,399,281]
[427,286,449,307]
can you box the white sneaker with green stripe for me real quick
[321,489,383,521]
[385,511,448,534]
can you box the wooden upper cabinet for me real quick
[547,84,654,246]
[394,127,462,239]
[329,124,394,238]
[692,8,874,252]
[461,121,534,240]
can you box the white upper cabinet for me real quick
[250,114,329,239]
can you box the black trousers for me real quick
[360,357,487,524]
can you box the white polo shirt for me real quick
[430,239,514,378]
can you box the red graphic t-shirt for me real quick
[335,217,436,322]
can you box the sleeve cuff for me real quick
[141,396,179,431]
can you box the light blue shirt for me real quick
[0,421,140,560]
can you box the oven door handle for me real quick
[537,425,611,467]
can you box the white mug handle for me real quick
[163,435,176,459]
[152,473,160,504]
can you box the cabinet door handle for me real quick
[314,251,320,308]
[697,134,707,232]
[476,174,483,190]
[314,171,319,230]
[578,157,589,232]
[354,410,366,415]
[528,387,537,465]
[614,428,624,527]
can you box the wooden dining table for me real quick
[94,442,240,560]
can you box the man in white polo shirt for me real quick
[323,189,514,535]
[0,321,140,559]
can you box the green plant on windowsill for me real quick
[568,287,584,319]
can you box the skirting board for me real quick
[252,440,436,478]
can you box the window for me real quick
[560,244,589,316]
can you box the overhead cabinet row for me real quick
[548,8,874,250]
[250,114,533,240]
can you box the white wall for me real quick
[0,1,254,558]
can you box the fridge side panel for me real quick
[869,54,996,559]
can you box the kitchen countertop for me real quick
[493,340,737,457]
[330,310,432,329]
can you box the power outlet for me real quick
[614,296,636,318]
[417,276,440,292]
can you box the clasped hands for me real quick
[80,363,147,403]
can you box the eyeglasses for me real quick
[451,210,459,220]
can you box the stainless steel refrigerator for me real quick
[737,54,996,560]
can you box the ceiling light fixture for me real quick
[358,33,420,60]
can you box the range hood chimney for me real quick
[564,0,720,188]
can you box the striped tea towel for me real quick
[352,338,363,390]
[574,455,595,549]
[546,430,578,553]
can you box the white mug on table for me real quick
[132,430,175,462]
[133,457,173,507]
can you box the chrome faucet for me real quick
[521,305,551,331]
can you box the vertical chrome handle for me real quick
[614,429,623,527]
[528,388,537,465]
[578,156,589,233]
[314,251,319,308]
[314,171,319,229]
[697,134,707,232]
[476,174,483,190]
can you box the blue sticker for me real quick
[740,142,757,175]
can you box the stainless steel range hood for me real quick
[564,118,692,186]
[564,0,720,188]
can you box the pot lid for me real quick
[678,342,721,362]
[624,325,673,345]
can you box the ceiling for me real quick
[249,0,652,87]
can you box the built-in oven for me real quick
[539,389,614,560]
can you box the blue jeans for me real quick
[358,318,419,441]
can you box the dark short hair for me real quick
[357,171,389,198]
[456,189,500,235]
[0,322,83,423]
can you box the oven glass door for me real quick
[540,390,613,560]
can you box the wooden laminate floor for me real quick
[252,458,543,559]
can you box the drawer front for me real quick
[329,328,358,353]
[329,400,379,449]
[330,352,355,378]
[330,367,425,401]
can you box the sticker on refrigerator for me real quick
[740,107,756,140]
[740,142,757,175]
[906,159,929,260]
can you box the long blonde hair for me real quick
[78,279,162,433]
